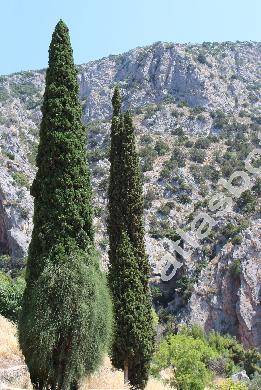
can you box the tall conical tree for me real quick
[108,88,154,389]
[19,20,112,390]
[108,86,124,259]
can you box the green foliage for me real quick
[139,144,157,159]
[160,159,177,179]
[20,246,112,389]
[157,201,174,218]
[221,220,248,244]
[172,127,185,136]
[176,276,195,302]
[150,285,164,305]
[171,109,180,118]
[154,139,170,156]
[0,86,9,102]
[10,82,39,100]
[139,134,153,145]
[177,100,189,108]
[11,171,30,189]
[221,156,243,178]
[152,327,260,390]
[236,190,258,213]
[139,145,157,172]
[143,104,160,119]
[179,324,205,340]
[0,271,25,322]
[110,231,154,389]
[230,259,241,278]
[190,164,204,183]
[211,110,229,129]
[244,349,261,378]
[248,373,261,389]
[171,147,186,167]
[108,88,154,389]
[190,148,206,163]
[19,20,112,389]
[151,308,159,329]
[149,224,180,241]
[0,255,12,271]
[191,106,206,115]
[184,139,194,147]
[5,151,15,160]
[144,187,157,209]
[197,53,208,64]
[214,379,248,389]
[252,179,261,196]
[207,331,261,377]
[177,193,192,204]
[160,147,186,179]
[152,333,216,389]
[194,137,211,149]
[141,155,155,172]
[201,165,220,183]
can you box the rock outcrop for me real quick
[188,222,261,348]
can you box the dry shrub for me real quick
[0,318,169,390]
[0,315,31,389]
[0,315,21,360]
[80,356,171,390]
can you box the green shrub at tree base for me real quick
[151,333,216,389]
[151,326,261,389]
[0,271,25,322]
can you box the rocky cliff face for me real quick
[187,221,261,348]
[0,41,260,347]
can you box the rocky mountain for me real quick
[0,41,260,348]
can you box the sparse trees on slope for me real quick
[19,20,112,390]
[108,88,154,389]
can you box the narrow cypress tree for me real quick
[19,20,112,390]
[108,88,154,389]
[108,86,124,258]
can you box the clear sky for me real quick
[1,0,260,75]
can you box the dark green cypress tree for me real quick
[19,20,112,390]
[108,88,154,389]
[108,86,124,259]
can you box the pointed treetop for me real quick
[53,19,69,41]
[56,19,68,29]
[48,19,73,68]
[112,86,121,116]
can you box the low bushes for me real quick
[0,271,25,322]
[151,325,261,390]
[171,147,186,167]
[151,332,216,389]
[194,137,211,149]
[190,148,206,163]
[236,190,258,213]
[154,139,170,156]
[11,171,30,189]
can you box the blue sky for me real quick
[1,0,260,75]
